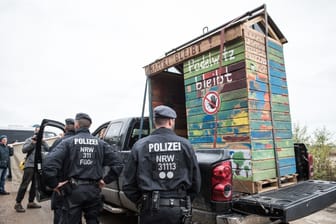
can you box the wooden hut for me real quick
[144,5,296,193]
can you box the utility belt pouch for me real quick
[181,196,192,224]
[140,194,149,211]
[60,182,73,196]
[151,191,160,212]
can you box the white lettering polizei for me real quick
[74,138,98,145]
[148,142,181,152]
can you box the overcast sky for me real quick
[0,0,335,139]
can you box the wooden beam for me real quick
[144,24,243,76]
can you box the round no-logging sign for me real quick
[202,91,221,115]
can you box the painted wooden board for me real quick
[233,168,276,181]
[275,139,294,148]
[188,125,250,137]
[250,120,272,130]
[145,24,243,75]
[192,142,252,150]
[279,165,297,176]
[271,85,288,95]
[272,111,291,121]
[274,130,293,139]
[248,90,270,101]
[244,28,266,44]
[185,77,248,99]
[229,149,274,161]
[270,76,287,88]
[246,59,268,75]
[248,80,269,92]
[273,121,292,130]
[277,147,295,158]
[272,94,289,104]
[246,70,268,83]
[185,88,247,108]
[183,41,245,79]
[187,98,248,116]
[249,110,271,121]
[268,39,283,53]
[189,134,250,144]
[184,60,245,86]
[188,118,249,130]
[272,102,290,112]
[248,100,270,110]
[268,47,284,59]
[269,60,285,71]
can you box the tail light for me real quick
[308,153,314,178]
[211,161,232,201]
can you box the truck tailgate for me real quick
[232,180,336,223]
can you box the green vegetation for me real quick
[293,123,336,181]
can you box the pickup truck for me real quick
[34,117,336,224]
[34,4,336,224]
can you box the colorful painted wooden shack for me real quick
[144,6,296,192]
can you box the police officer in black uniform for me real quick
[48,118,76,224]
[43,113,123,224]
[123,105,201,224]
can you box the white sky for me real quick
[0,0,335,139]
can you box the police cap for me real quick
[65,118,75,125]
[154,105,177,119]
[75,113,92,123]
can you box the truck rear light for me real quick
[211,161,232,201]
[308,153,314,178]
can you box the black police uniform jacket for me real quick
[123,127,201,204]
[43,128,123,189]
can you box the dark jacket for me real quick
[122,127,201,204]
[43,128,123,189]
[0,143,10,168]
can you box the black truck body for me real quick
[35,118,336,223]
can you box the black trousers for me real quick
[7,158,12,178]
[139,206,183,224]
[16,167,36,203]
[62,184,102,224]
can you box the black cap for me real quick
[154,105,177,119]
[65,118,75,125]
[0,135,7,141]
[75,113,92,123]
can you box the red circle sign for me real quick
[202,91,221,115]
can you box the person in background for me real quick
[48,118,76,224]
[14,126,49,212]
[43,113,123,224]
[6,140,13,181]
[123,105,201,224]
[0,135,11,195]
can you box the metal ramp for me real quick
[232,180,336,223]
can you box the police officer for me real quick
[123,105,201,224]
[43,113,123,224]
[47,118,76,224]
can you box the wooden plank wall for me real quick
[183,39,250,150]
[183,27,295,183]
[268,38,296,176]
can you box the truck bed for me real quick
[232,180,336,223]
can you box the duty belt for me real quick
[159,198,187,207]
[70,178,98,185]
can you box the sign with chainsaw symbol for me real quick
[202,91,221,115]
